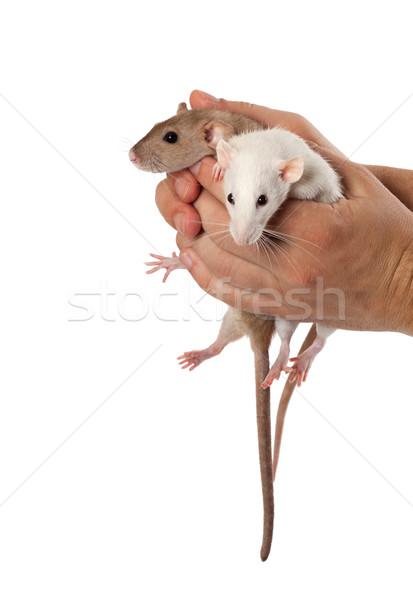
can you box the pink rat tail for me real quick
[272,324,317,482]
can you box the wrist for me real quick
[385,237,413,336]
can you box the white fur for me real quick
[216,127,341,380]
[217,127,342,246]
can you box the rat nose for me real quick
[129,149,140,164]
[234,233,250,246]
[233,227,259,246]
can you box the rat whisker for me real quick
[120,135,134,144]
[257,237,287,297]
[119,137,134,149]
[264,231,307,254]
[273,200,306,230]
[259,236,281,271]
[154,157,167,174]
[201,228,230,238]
[258,237,276,274]
[263,229,323,251]
[167,171,203,188]
[200,220,230,229]
[262,236,302,280]
[201,231,234,246]
[263,230,327,270]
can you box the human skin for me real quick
[363,165,413,212]
[155,91,413,335]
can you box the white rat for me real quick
[211,127,342,386]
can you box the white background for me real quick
[1,1,412,598]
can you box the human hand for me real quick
[155,91,413,334]
[155,89,346,238]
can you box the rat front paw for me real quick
[145,252,185,282]
[177,346,220,371]
[177,350,206,371]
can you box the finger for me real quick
[179,247,285,317]
[189,89,289,128]
[189,156,226,205]
[155,178,201,238]
[167,169,200,204]
[189,89,335,150]
[176,232,279,291]
[306,143,372,198]
[191,188,230,235]
[176,190,307,280]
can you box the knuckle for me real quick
[291,110,306,126]
[176,233,185,249]
[239,100,255,112]
[154,178,169,209]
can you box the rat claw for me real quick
[177,351,202,371]
[149,253,166,260]
[288,357,312,387]
[261,354,293,388]
[212,163,224,181]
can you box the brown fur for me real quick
[131,105,261,173]
[245,318,275,561]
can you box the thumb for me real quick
[189,89,282,128]
[189,89,333,147]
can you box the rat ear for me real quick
[216,139,237,170]
[278,157,304,183]
[204,120,234,149]
[176,102,188,114]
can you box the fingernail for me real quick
[198,90,219,104]
[189,160,202,177]
[173,213,186,234]
[179,252,192,269]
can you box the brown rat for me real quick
[129,102,261,173]
[131,102,317,561]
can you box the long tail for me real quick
[253,346,274,562]
[272,324,317,482]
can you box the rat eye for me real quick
[163,131,178,144]
[256,194,268,207]
[227,193,235,205]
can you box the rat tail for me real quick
[253,344,274,562]
[272,324,317,482]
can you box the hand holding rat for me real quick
[155,91,413,335]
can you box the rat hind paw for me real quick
[261,363,293,389]
[288,355,313,387]
[145,252,185,282]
